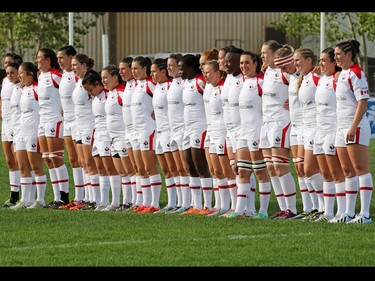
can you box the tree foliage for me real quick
[271,12,375,75]
[0,12,104,58]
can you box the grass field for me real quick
[0,139,374,267]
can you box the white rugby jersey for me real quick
[209,79,226,133]
[72,78,95,125]
[298,71,320,129]
[105,83,126,137]
[37,68,62,123]
[131,76,156,132]
[167,77,185,131]
[238,73,263,136]
[10,82,22,133]
[288,72,303,125]
[182,74,206,128]
[221,74,234,132]
[153,79,172,132]
[20,81,40,134]
[1,77,14,121]
[203,82,213,128]
[262,67,290,122]
[315,73,337,133]
[121,79,137,133]
[228,73,245,131]
[92,90,108,131]
[336,64,370,128]
[60,70,77,122]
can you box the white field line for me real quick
[7,232,313,251]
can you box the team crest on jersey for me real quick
[305,79,311,86]
[248,84,254,89]
[162,86,165,91]
[190,85,195,90]
[68,77,73,81]
[140,84,144,89]
[235,80,241,86]
[46,78,51,83]
[275,73,280,78]
[177,81,181,85]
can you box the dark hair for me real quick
[6,61,21,70]
[133,56,152,76]
[5,53,23,65]
[180,54,201,75]
[120,56,133,68]
[58,45,77,57]
[82,69,103,87]
[153,58,170,79]
[20,62,38,81]
[322,47,341,72]
[102,64,123,84]
[38,48,60,70]
[335,39,361,63]
[241,51,262,74]
[227,45,244,55]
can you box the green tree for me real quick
[271,12,375,76]
[0,12,104,58]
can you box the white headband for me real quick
[274,53,294,67]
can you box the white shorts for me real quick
[313,131,336,155]
[209,133,227,155]
[38,118,64,139]
[290,122,304,146]
[170,126,189,150]
[92,130,111,157]
[237,127,261,152]
[16,133,40,153]
[184,124,207,150]
[1,119,13,142]
[155,130,177,155]
[63,119,77,139]
[303,127,317,151]
[335,126,371,147]
[226,129,236,150]
[259,120,291,149]
[133,129,156,151]
[111,135,128,157]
